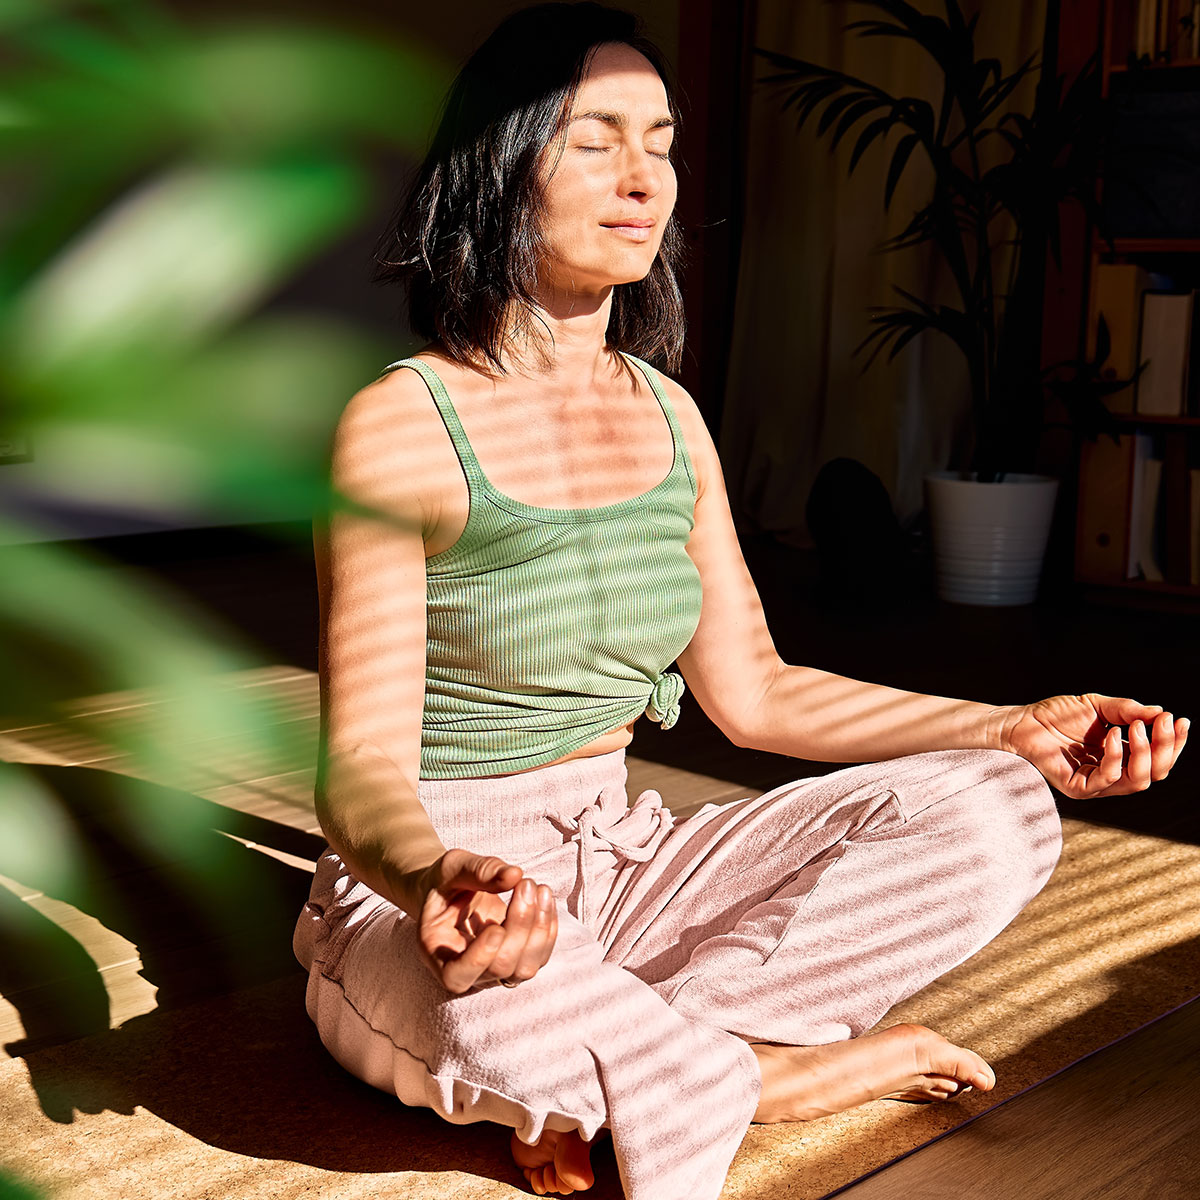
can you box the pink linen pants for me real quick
[293,748,1061,1200]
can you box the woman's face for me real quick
[536,42,677,302]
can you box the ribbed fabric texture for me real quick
[384,354,702,780]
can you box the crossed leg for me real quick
[517,749,1061,1193]
[298,750,1060,1199]
[512,1022,995,1194]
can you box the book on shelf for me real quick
[1077,433,1133,579]
[1126,433,1166,580]
[1134,0,1156,58]
[1135,289,1197,416]
[1170,0,1200,59]
[1077,430,1196,587]
[1090,264,1152,412]
[1136,0,1200,60]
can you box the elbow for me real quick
[715,703,773,752]
[716,660,787,751]
[312,786,346,858]
[722,717,760,751]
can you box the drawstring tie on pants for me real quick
[566,791,673,929]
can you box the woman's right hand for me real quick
[407,849,559,994]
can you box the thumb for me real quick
[440,850,522,895]
[1089,693,1163,725]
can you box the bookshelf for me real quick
[1074,0,1200,608]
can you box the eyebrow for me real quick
[569,110,675,132]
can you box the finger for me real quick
[419,890,470,963]
[1149,711,1177,781]
[1119,719,1153,793]
[545,885,558,945]
[1084,724,1127,797]
[440,923,506,994]
[443,853,523,896]
[1169,717,1190,771]
[414,920,449,980]
[483,878,540,981]
[507,884,558,982]
[1091,695,1164,726]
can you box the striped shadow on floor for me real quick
[1,667,1198,1199]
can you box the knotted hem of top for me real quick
[645,670,686,730]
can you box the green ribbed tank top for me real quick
[385,353,702,780]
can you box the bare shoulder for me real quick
[332,360,459,515]
[650,369,722,496]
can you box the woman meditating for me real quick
[293,5,1187,1197]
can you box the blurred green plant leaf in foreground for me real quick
[9,156,369,377]
[0,1166,44,1200]
[0,3,445,893]
[3,156,378,521]
[0,0,445,549]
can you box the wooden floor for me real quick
[1,524,1198,1199]
[830,997,1200,1200]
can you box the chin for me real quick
[610,256,660,287]
[548,253,659,296]
[612,271,654,287]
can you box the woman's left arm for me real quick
[665,381,1188,799]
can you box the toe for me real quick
[511,1133,537,1171]
[554,1130,595,1192]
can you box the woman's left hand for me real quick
[1002,694,1189,799]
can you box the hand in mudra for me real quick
[1005,693,1188,799]
[413,849,558,994]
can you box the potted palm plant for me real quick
[758,0,1109,604]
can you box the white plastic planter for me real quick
[923,471,1060,606]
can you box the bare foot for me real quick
[510,1128,597,1196]
[751,1023,996,1123]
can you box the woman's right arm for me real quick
[315,371,557,992]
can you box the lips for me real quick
[601,220,656,245]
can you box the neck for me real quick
[502,283,619,387]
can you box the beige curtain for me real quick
[721,0,1047,545]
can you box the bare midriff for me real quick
[481,718,639,778]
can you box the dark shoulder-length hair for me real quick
[373,2,686,374]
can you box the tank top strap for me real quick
[381,357,485,488]
[620,353,696,494]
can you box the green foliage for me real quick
[758,0,1108,480]
[0,1,445,924]
[0,1168,44,1200]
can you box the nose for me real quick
[619,146,668,200]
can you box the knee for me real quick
[953,749,1062,902]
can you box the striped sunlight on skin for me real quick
[392,354,701,781]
